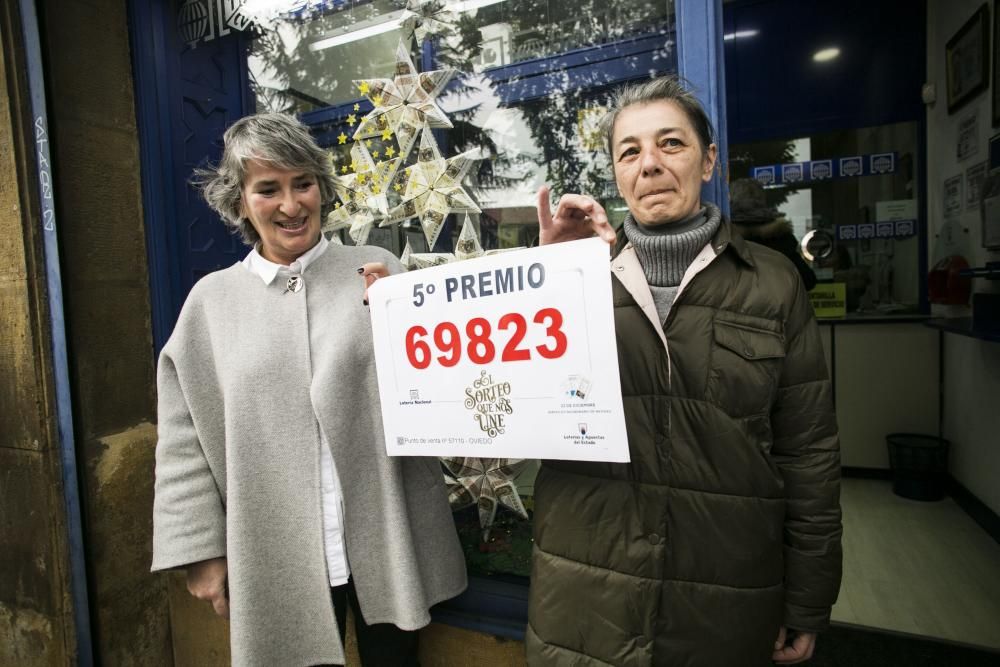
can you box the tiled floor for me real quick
[832,478,1000,649]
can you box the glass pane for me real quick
[250,1,411,113]
[462,0,674,70]
[440,3,673,578]
[730,121,923,319]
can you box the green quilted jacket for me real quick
[526,214,842,666]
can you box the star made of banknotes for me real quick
[399,238,451,269]
[441,457,529,540]
[324,143,402,245]
[400,214,520,269]
[399,0,458,44]
[399,214,525,268]
[386,127,480,249]
[352,39,456,159]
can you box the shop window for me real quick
[245,0,675,584]
[459,0,673,71]
[250,0,411,112]
[730,120,925,319]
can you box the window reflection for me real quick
[250,0,408,112]
[730,121,923,318]
[462,0,673,70]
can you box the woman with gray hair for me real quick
[151,112,466,666]
[530,76,842,666]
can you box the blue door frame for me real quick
[678,0,729,214]
[130,0,254,353]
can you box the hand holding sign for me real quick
[537,186,617,246]
[367,238,628,462]
[358,262,389,305]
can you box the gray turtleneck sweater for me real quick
[623,203,721,323]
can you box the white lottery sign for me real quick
[368,237,629,462]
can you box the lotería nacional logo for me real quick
[177,0,258,49]
[464,370,514,437]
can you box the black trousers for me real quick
[326,578,419,667]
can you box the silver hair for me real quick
[599,75,716,159]
[192,112,337,245]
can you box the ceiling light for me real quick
[451,0,507,11]
[813,47,841,63]
[308,0,507,51]
[309,11,405,51]
[723,29,759,41]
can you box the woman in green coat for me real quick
[530,76,842,667]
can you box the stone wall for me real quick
[35,0,171,662]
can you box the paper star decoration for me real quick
[400,240,453,269]
[440,457,529,540]
[352,39,456,158]
[453,214,485,260]
[399,216,523,269]
[324,143,401,246]
[386,127,480,248]
[399,0,458,45]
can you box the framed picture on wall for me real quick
[947,3,989,114]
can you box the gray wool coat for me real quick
[152,242,467,666]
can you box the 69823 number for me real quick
[404,308,567,369]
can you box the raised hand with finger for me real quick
[358,262,390,306]
[537,185,616,246]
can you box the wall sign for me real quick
[943,173,963,218]
[836,220,916,241]
[809,283,847,319]
[838,198,919,240]
[752,153,897,186]
[966,160,987,209]
[177,0,258,48]
[957,111,980,161]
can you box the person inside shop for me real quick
[529,75,843,666]
[151,112,466,667]
[729,177,818,290]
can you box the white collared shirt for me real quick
[241,235,350,586]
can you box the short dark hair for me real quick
[600,75,716,158]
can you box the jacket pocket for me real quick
[706,320,785,417]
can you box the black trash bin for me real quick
[886,433,951,501]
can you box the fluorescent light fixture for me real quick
[309,10,405,51]
[243,0,300,14]
[723,29,759,41]
[451,0,507,12]
[812,47,840,62]
[308,0,506,51]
